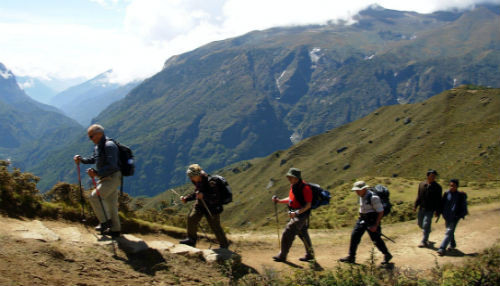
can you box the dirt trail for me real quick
[0,217,230,285]
[233,203,500,273]
[0,203,498,284]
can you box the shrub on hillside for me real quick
[44,182,82,208]
[0,160,42,217]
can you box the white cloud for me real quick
[18,79,34,89]
[2,0,498,84]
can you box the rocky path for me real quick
[0,217,239,286]
[0,203,498,285]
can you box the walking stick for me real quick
[91,175,110,226]
[199,196,218,249]
[272,196,281,249]
[381,232,396,243]
[170,189,182,197]
[199,196,213,218]
[76,163,85,221]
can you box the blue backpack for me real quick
[308,183,331,209]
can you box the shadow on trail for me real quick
[309,261,324,271]
[276,260,303,269]
[113,236,168,276]
[445,248,478,258]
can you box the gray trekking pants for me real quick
[278,212,313,259]
[417,208,434,243]
[89,171,122,232]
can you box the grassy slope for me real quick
[146,86,500,229]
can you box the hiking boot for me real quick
[109,231,121,239]
[437,248,445,256]
[447,246,456,251]
[179,238,196,247]
[299,254,315,262]
[382,253,393,264]
[339,256,355,263]
[272,255,286,262]
[219,242,231,249]
[418,241,429,248]
[96,220,112,234]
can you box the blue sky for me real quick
[0,0,125,28]
[0,0,498,84]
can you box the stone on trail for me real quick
[169,244,203,258]
[13,220,60,242]
[115,234,149,254]
[202,248,241,264]
[52,227,82,242]
[147,240,175,251]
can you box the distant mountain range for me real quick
[0,63,83,170]
[48,70,140,126]
[17,76,58,105]
[33,4,500,196]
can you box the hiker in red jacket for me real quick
[272,168,314,262]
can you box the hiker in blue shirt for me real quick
[437,179,468,256]
[74,124,122,238]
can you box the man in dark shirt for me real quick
[271,168,314,262]
[74,124,122,237]
[179,164,229,249]
[414,169,442,247]
[437,179,468,256]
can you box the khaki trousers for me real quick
[89,171,121,231]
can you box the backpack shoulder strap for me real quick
[366,190,373,205]
[292,182,307,207]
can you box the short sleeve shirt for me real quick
[359,191,384,214]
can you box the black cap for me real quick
[450,178,459,187]
[427,169,438,176]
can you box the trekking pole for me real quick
[170,189,182,197]
[76,163,85,221]
[199,196,221,248]
[381,232,396,243]
[199,196,213,218]
[435,214,440,223]
[198,222,215,249]
[91,175,110,226]
[272,196,281,249]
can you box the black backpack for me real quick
[209,175,233,205]
[293,182,331,210]
[367,184,392,216]
[106,138,135,177]
[105,138,135,195]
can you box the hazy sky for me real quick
[0,0,498,84]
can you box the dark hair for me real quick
[427,169,438,176]
[450,178,459,187]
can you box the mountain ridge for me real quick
[34,5,500,196]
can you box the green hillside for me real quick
[35,5,500,196]
[148,86,500,229]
